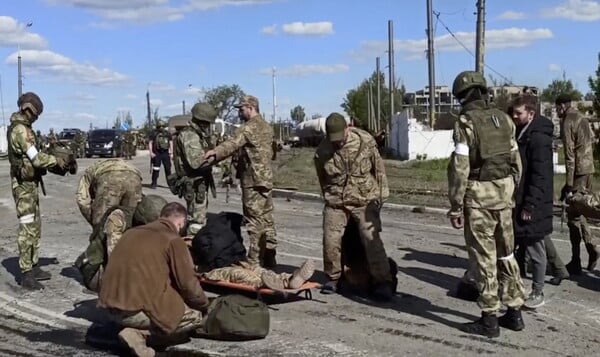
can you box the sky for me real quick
[1,0,599,132]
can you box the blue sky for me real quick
[1,0,599,132]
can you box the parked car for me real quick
[85,129,123,158]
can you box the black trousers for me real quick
[151,151,171,186]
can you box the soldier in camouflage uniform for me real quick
[172,103,218,235]
[74,131,85,158]
[76,158,143,226]
[47,128,58,149]
[8,92,67,290]
[121,131,133,160]
[447,71,525,337]
[556,93,598,274]
[148,120,172,189]
[314,112,394,301]
[203,95,277,268]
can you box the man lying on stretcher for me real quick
[188,212,315,291]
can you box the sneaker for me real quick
[288,260,316,289]
[118,328,155,357]
[261,271,285,290]
[461,312,500,338]
[32,265,52,281]
[524,291,545,309]
[21,271,44,291]
[498,308,525,331]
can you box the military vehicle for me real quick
[58,128,85,158]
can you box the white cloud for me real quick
[65,93,96,101]
[259,64,349,77]
[261,24,278,35]
[5,49,129,86]
[125,94,138,100]
[73,112,98,120]
[0,16,48,49]
[548,63,562,72]
[149,82,176,92]
[541,0,600,21]
[282,22,333,36]
[497,11,526,20]
[149,98,163,107]
[352,28,553,61]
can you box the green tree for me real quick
[541,72,583,103]
[290,105,306,124]
[202,84,246,122]
[113,116,121,130]
[588,52,600,118]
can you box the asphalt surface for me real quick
[0,153,599,356]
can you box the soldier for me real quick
[313,112,395,301]
[556,93,598,274]
[75,131,86,158]
[47,128,58,149]
[121,131,132,160]
[148,119,172,189]
[447,71,525,337]
[172,102,218,236]
[8,92,67,290]
[203,95,277,268]
[76,158,143,227]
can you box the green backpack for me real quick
[202,295,270,341]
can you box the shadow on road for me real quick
[1,256,59,283]
[399,247,468,270]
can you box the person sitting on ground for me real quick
[98,202,209,357]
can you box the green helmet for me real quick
[133,194,167,226]
[156,119,167,128]
[452,71,487,98]
[191,103,217,123]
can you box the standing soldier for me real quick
[121,131,132,160]
[47,128,58,149]
[148,119,172,189]
[172,102,218,236]
[74,131,85,158]
[76,158,143,226]
[313,113,395,301]
[556,93,598,274]
[203,95,277,268]
[447,71,525,337]
[8,92,67,290]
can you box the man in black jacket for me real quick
[511,95,568,309]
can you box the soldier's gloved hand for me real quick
[449,216,464,229]
[560,185,573,201]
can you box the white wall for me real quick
[0,125,7,154]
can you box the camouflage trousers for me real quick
[107,305,204,336]
[184,185,208,236]
[323,203,392,285]
[91,171,142,226]
[242,186,276,265]
[11,179,42,273]
[567,175,596,258]
[202,261,291,288]
[464,207,525,312]
[105,209,128,257]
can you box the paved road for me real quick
[0,154,599,356]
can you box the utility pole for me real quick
[475,0,486,74]
[387,20,395,139]
[426,0,436,128]
[17,22,33,98]
[367,82,373,131]
[376,57,381,133]
[182,100,186,115]
[0,74,5,127]
[146,89,151,128]
[272,67,277,124]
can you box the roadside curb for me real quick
[272,189,448,215]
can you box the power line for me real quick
[433,11,513,85]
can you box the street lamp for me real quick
[18,21,33,98]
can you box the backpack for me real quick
[191,212,247,271]
[202,295,270,340]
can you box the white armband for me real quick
[26,146,39,161]
[454,143,469,156]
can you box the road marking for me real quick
[278,252,323,261]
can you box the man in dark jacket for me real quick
[511,95,567,309]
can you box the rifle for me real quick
[36,169,47,196]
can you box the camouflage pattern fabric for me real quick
[76,159,143,226]
[202,261,291,288]
[109,305,204,335]
[314,127,389,208]
[153,129,171,152]
[8,112,60,273]
[47,130,58,148]
[213,114,274,189]
[242,187,276,265]
[568,190,600,220]
[322,204,392,284]
[562,107,595,187]
[121,132,133,160]
[567,175,595,246]
[104,209,128,257]
[464,207,525,312]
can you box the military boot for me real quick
[262,249,277,269]
[288,259,316,289]
[21,271,44,291]
[118,328,154,357]
[372,283,394,301]
[461,312,500,338]
[585,243,599,271]
[320,280,339,295]
[32,265,52,281]
[498,308,525,331]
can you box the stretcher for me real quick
[198,277,321,301]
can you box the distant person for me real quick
[148,119,173,189]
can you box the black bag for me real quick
[202,295,269,341]
[191,212,246,271]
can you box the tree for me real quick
[113,116,121,130]
[202,84,246,122]
[588,52,600,118]
[541,71,583,103]
[311,113,322,119]
[290,105,306,124]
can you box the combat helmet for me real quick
[156,119,167,128]
[133,194,167,226]
[191,102,218,123]
[452,71,487,98]
[17,92,44,117]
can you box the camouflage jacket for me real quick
[214,114,274,189]
[314,127,389,208]
[568,191,600,219]
[447,100,522,217]
[76,159,142,224]
[8,112,58,182]
[174,121,212,178]
[561,107,595,186]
